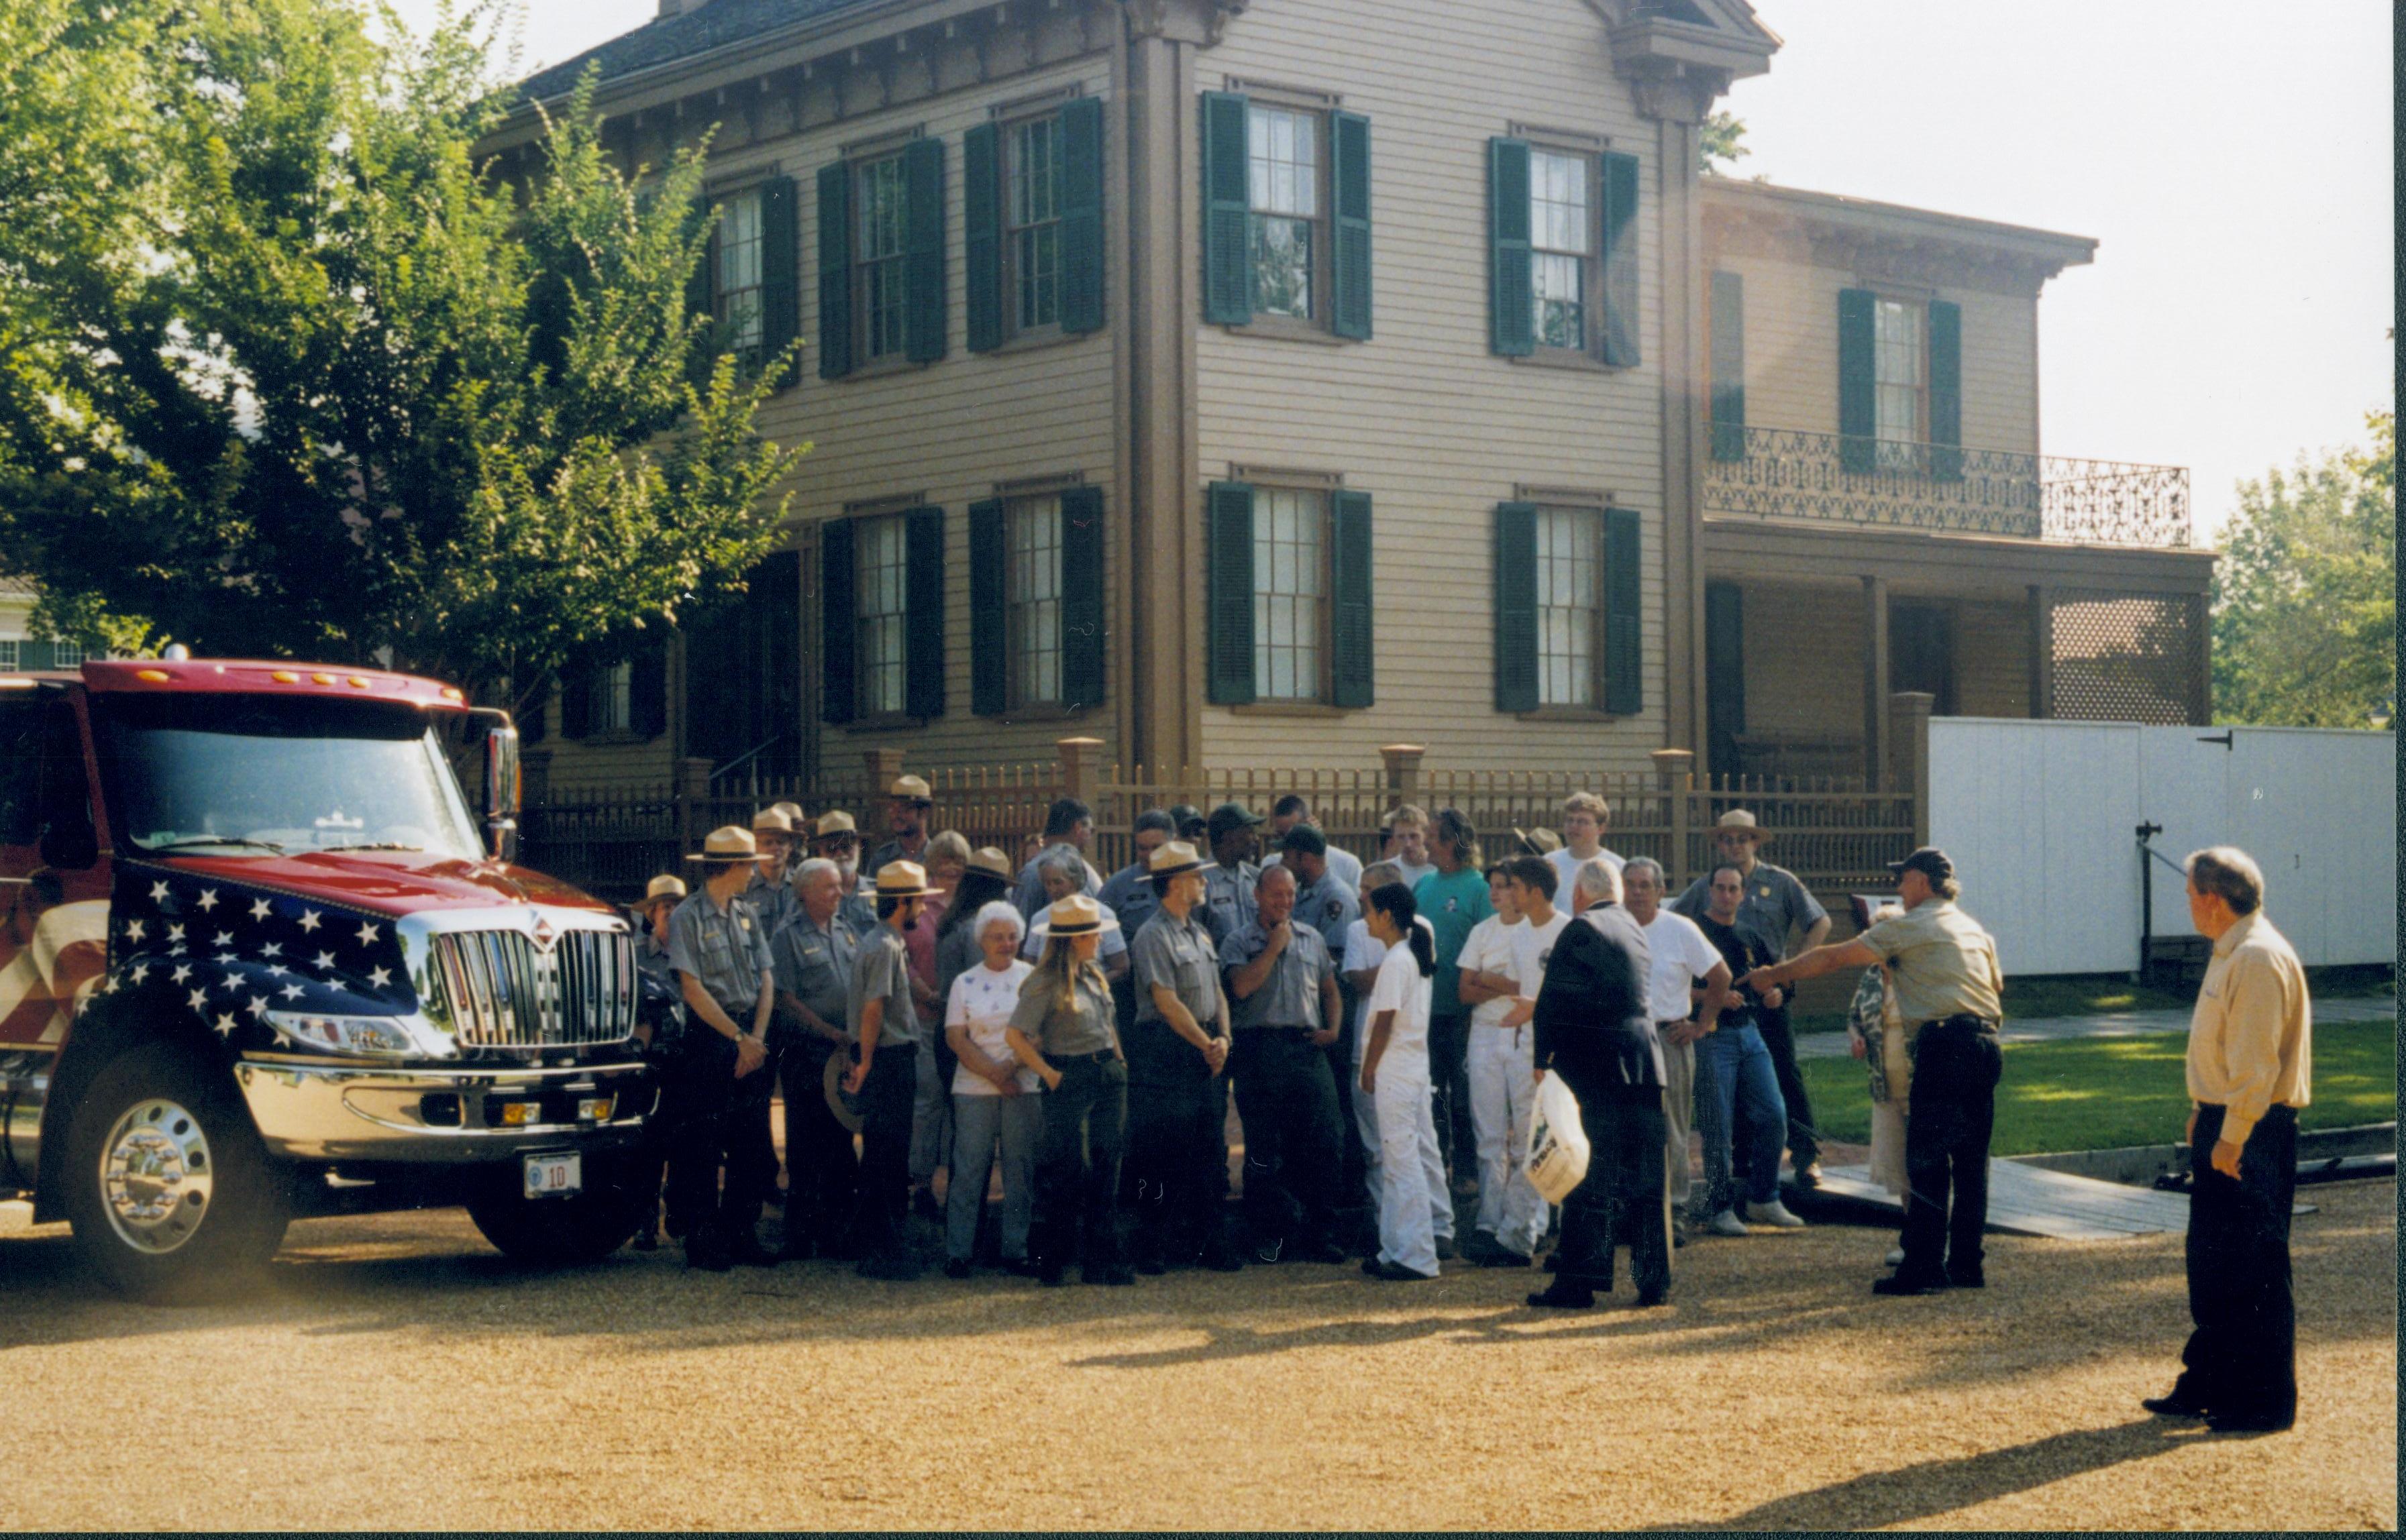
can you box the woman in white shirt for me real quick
[1359,881,1445,1280]
[942,900,1041,1278]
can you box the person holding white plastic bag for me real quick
[1357,882,1448,1280]
[1455,855,1569,1266]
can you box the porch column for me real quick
[1861,574,1891,787]
[2028,584,2054,718]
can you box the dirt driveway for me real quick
[1,1180,2393,1531]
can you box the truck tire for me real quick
[464,1157,641,1266]
[62,1042,291,1304]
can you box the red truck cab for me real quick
[0,657,653,1301]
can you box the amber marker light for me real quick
[312,673,335,685]
[272,670,299,683]
[136,669,170,682]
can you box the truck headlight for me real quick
[265,1010,447,1058]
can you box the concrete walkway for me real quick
[1793,993,2395,1060]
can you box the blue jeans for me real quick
[1697,1023,1787,1209]
[947,1090,1040,1263]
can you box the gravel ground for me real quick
[1,1180,2393,1531]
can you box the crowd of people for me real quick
[613,774,2028,1307]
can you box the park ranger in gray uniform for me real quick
[770,857,861,1260]
[1125,840,1243,1273]
[1200,801,1265,948]
[1220,863,1348,1265]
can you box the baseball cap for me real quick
[1885,846,1954,883]
[1206,802,1265,842]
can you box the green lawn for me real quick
[1799,1019,2398,1157]
[1792,965,2395,1038]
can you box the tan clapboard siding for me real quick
[1714,254,2039,453]
[735,55,1122,773]
[1194,0,1667,777]
[1955,598,2032,717]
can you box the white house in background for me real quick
[0,580,87,673]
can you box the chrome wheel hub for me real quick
[99,1098,213,1253]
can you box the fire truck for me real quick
[0,653,656,1301]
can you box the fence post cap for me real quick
[1377,743,1426,759]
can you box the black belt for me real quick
[1240,1025,1318,1038]
[1914,1014,1999,1033]
[1055,1048,1120,1064]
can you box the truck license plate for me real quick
[523,1152,581,1199]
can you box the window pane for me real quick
[856,514,909,716]
[1006,496,1063,706]
[1008,117,1063,332]
[1536,508,1600,707]
[1248,107,1320,321]
[1530,151,1590,255]
[714,186,766,353]
[1252,217,1313,319]
[1873,298,1923,468]
[1533,254,1583,350]
[1252,488,1324,700]
[857,158,909,360]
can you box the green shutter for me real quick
[1330,489,1373,708]
[1600,150,1640,366]
[1059,97,1106,334]
[759,174,801,387]
[632,640,669,739]
[819,518,856,724]
[1205,481,1256,704]
[515,669,550,745]
[968,498,1007,714]
[558,663,592,740]
[1838,286,1876,472]
[963,123,1002,353]
[1705,580,1745,775]
[905,505,946,718]
[817,163,853,380]
[1060,484,1106,708]
[904,136,947,364]
[1201,92,1252,326]
[1487,138,1532,356]
[1330,111,1372,341]
[1928,298,1963,482]
[1492,502,1537,712]
[1604,506,1642,716]
[1710,269,1746,461]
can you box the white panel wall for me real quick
[1930,718,2397,975]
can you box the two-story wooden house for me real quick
[481,0,2205,802]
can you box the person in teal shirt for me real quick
[1414,808,1493,1203]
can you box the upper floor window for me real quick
[1873,297,1924,467]
[1249,106,1322,321]
[1006,117,1063,333]
[1530,150,1591,351]
[594,661,634,734]
[1253,486,1328,701]
[855,512,909,716]
[1006,495,1064,706]
[0,641,20,671]
[50,641,82,668]
[713,186,766,355]
[854,156,910,364]
[1534,506,1600,708]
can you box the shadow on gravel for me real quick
[1651,1418,2200,1530]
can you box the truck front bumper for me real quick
[235,1056,653,1162]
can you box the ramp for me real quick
[1791,1159,2309,1240]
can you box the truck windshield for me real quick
[89,693,486,861]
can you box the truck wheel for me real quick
[63,1043,291,1304]
[465,1158,641,1266]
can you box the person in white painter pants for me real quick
[1454,857,1565,1265]
[1343,863,1416,1231]
[1358,879,1448,1280]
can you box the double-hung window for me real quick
[854,156,910,364]
[1529,150,1590,351]
[1873,297,1924,470]
[1005,118,1063,333]
[1488,137,1638,365]
[1249,107,1322,321]
[50,641,83,668]
[713,187,766,356]
[1534,507,1602,708]
[854,513,910,717]
[1006,495,1064,706]
[1253,487,1328,701]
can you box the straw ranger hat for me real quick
[1147,840,1212,879]
[1514,826,1564,857]
[1709,810,1773,843]
[751,806,796,835]
[965,846,1015,883]
[639,874,688,908]
[815,810,860,840]
[684,825,757,863]
[872,859,935,899]
[1044,893,1108,936]
[888,773,935,805]
[822,1050,864,1134]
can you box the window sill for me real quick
[1228,700,1351,718]
[1508,349,1621,374]
[982,327,1102,357]
[832,355,931,382]
[840,713,928,734]
[980,701,1103,723]
[1220,317,1351,347]
[1513,706,1623,723]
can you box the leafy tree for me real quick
[1699,110,1748,174]
[2210,409,2396,728]
[0,0,802,701]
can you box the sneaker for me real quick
[942,1258,973,1280]
[1706,1209,1750,1238]
[1744,1199,1806,1229]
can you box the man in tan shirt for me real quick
[2144,846,2311,1434]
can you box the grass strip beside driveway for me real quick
[1799,1018,2397,1158]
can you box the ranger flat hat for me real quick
[965,845,1014,883]
[1709,809,1773,843]
[684,825,757,863]
[822,1049,864,1134]
[815,810,859,838]
[1886,846,1954,883]
[1044,893,1108,936]
[1514,826,1564,857]
[888,773,935,804]
[751,806,796,834]
[641,874,688,905]
[873,859,935,898]
[1147,839,1212,879]
[771,801,805,826]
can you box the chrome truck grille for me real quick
[426,928,638,1048]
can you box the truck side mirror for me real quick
[484,724,520,863]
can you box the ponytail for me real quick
[1366,882,1436,978]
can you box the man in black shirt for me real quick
[1691,864,1805,1234]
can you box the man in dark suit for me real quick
[1527,855,1668,1309]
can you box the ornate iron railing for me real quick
[1703,426,2191,548]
